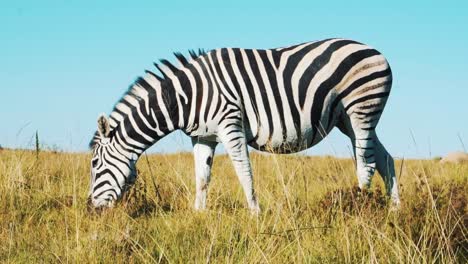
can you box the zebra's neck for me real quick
[110,74,183,157]
[100,50,211,156]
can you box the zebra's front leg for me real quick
[218,123,260,215]
[192,138,217,211]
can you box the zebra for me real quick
[88,38,400,213]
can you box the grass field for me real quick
[0,148,466,263]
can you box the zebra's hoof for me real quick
[389,199,401,211]
[249,204,261,216]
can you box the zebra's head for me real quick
[88,114,138,209]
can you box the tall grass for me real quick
[0,148,466,263]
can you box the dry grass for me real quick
[0,148,466,263]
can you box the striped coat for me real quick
[89,38,400,212]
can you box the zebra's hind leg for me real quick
[192,137,218,211]
[336,116,376,189]
[374,136,400,207]
[353,129,377,190]
[340,115,400,208]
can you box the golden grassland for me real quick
[0,148,466,263]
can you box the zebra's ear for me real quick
[97,114,110,138]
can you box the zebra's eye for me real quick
[92,159,99,168]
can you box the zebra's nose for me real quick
[87,196,104,214]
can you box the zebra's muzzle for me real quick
[87,194,115,214]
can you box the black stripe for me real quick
[93,181,110,193]
[361,126,376,131]
[361,118,378,124]
[229,136,244,142]
[354,109,383,117]
[94,188,119,200]
[231,141,243,149]
[272,49,282,68]
[219,106,241,122]
[344,92,390,113]
[358,103,382,110]
[355,146,373,150]
[226,129,242,136]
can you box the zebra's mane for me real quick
[89,49,208,148]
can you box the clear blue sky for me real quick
[1,0,467,158]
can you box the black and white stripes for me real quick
[88,38,400,211]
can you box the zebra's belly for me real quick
[245,123,332,154]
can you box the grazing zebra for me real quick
[88,38,400,212]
